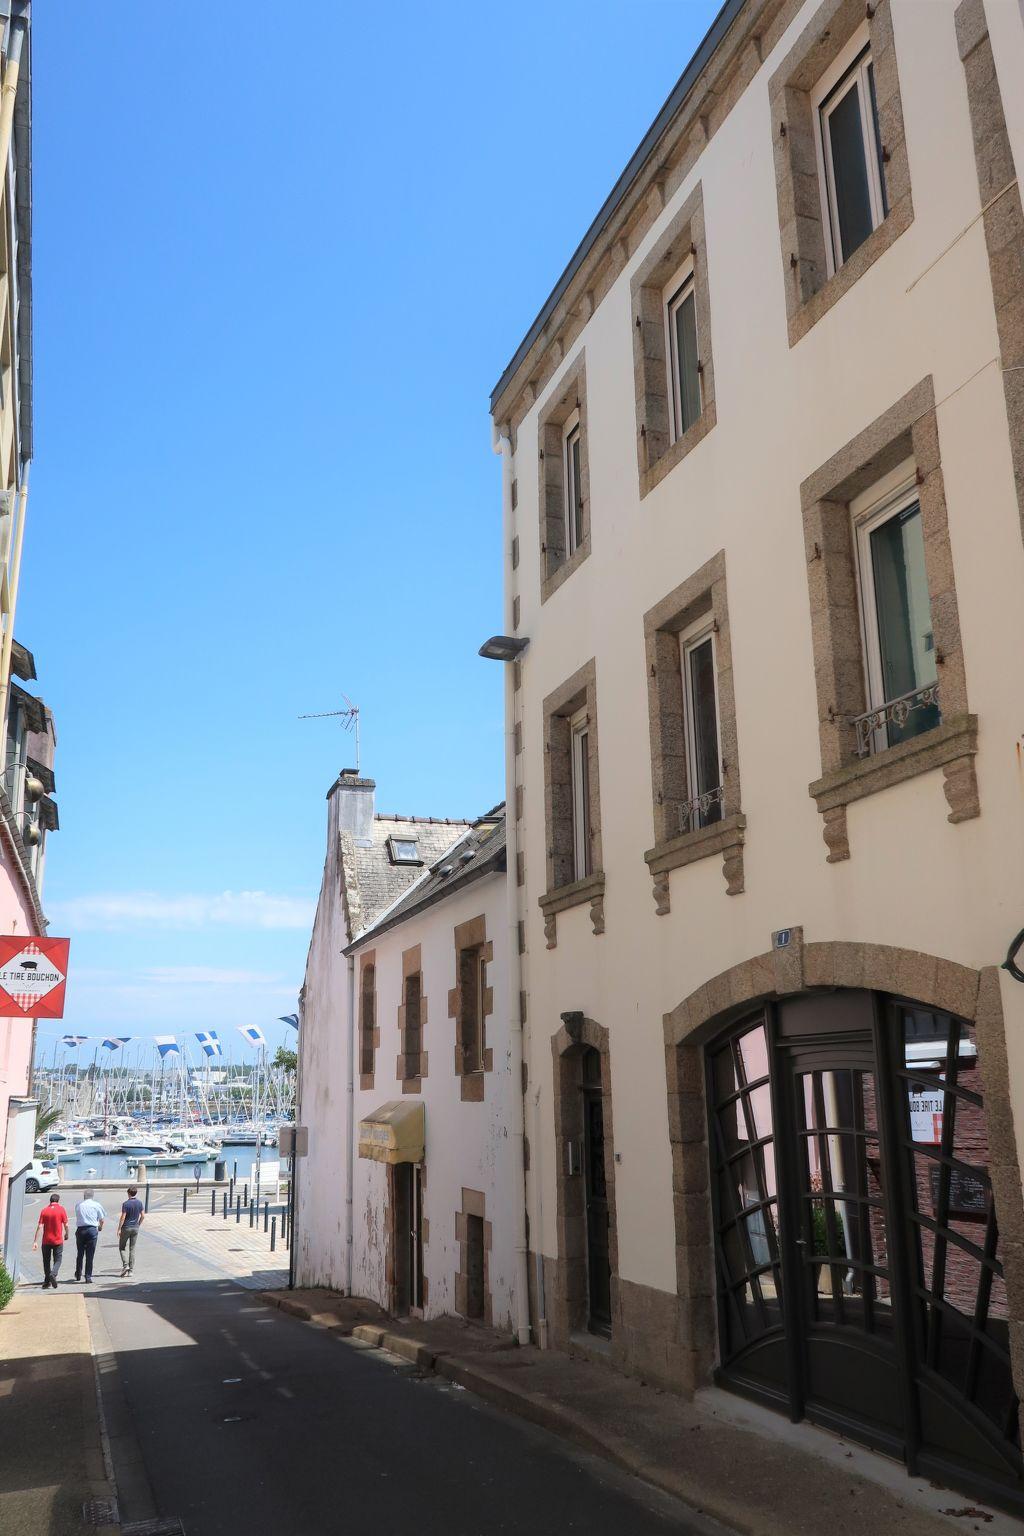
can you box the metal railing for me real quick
[678,784,724,834]
[851,682,940,758]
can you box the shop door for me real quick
[582,1047,611,1335]
[707,993,1022,1515]
[392,1163,423,1314]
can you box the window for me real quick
[570,708,592,881]
[359,962,376,1079]
[403,971,422,1080]
[679,620,723,830]
[814,35,888,274]
[387,835,420,865]
[564,410,584,557]
[665,266,701,441]
[853,468,940,755]
[459,946,485,1075]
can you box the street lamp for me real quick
[478,635,529,662]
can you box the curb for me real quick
[260,1294,740,1535]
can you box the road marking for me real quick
[276,1386,294,1400]
[222,1377,241,1384]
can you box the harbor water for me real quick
[45,1140,269,1185]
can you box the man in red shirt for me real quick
[32,1191,70,1288]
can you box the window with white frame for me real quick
[664,263,701,441]
[563,410,584,557]
[679,619,723,831]
[387,834,421,865]
[570,707,592,881]
[813,29,888,275]
[852,462,940,756]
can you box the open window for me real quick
[665,263,701,443]
[570,707,593,881]
[813,31,888,275]
[853,466,940,756]
[564,410,584,558]
[679,619,723,830]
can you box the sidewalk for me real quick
[0,1287,118,1536]
[261,1288,1014,1536]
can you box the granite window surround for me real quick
[447,914,494,1104]
[955,0,1024,559]
[538,354,591,602]
[396,944,427,1094]
[358,951,378,1092]
[631,181,717,500]
[540,659,605,948]
[802,376,977,863]
[770,0,913,348]
[643,550,744,914]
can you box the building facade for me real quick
[490,0,1024,1514]
[296,775,519,1329]
[0,1,59,1276]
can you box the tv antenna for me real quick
[298,693,360,773]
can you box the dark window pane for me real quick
[673,288,701,434]
[869,502,941,745]
[736,1025,769,1086]
[568,430,583,550]
[827,82,874,261]
[688,637,722,827]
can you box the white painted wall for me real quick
[294,787,350,1290]
[502,0,1024,1299]
[348,869,517,1328]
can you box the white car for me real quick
[24,1158,59,1194]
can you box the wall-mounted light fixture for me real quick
[479,635,529,662]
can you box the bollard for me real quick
[229,1176,235,1204]
[233,1160,238,1181]
[244,1183,249,1206]
[281,1207,287,1243]
[263,1200,269,1233]
[235,1196,241,1224]
[222,1191,228,1219]
[211,1188,216,1217]
[249,1200,254,1229]
[270,1217,277,1253]
[182,1187,188,1214]
[145,1183,151,1213]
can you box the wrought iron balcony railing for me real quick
[679,784,724,834]
[851,682,940,758]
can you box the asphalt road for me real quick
[90,1273,709,1536]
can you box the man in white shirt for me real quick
[74,1188,106,1283]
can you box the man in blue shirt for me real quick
[118,1185,145,1277]
[74,1188,106,1283]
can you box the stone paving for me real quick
[143,1203,288,1290]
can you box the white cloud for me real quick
[48,890,315,933]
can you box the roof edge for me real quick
[489,0,746,415]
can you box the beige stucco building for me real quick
[490,0,1024,1513]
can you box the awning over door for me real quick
[358,1101,424,1165]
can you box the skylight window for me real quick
[387,835,421,865]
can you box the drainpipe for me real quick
[345,950,355,1297]
[0,15,25,182]
[496,426,532,1347]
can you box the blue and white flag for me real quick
[237,1024,266,1047]
[61,1034,87,1047]
[278,1014,299,1030]
[154,1034,180,1058]
[195,1030,222,1057]
[101,1036,133,1050]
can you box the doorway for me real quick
[582,1046,611,1335]
[707,992,1022,1513]
[391,1162,424,1315]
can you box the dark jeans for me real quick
[119,1229,139,1273]
[75,1226,98,1280]
[41,1241,63,1282]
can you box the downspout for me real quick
[0,16,25,179]
[345,950,355,1296]
[496,425,532,1347]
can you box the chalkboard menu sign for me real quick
[929,1164,989,1220]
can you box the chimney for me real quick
[329,770,375,844]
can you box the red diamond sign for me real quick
[0,936,70,1018]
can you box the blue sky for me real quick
[24,0,720,1063]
